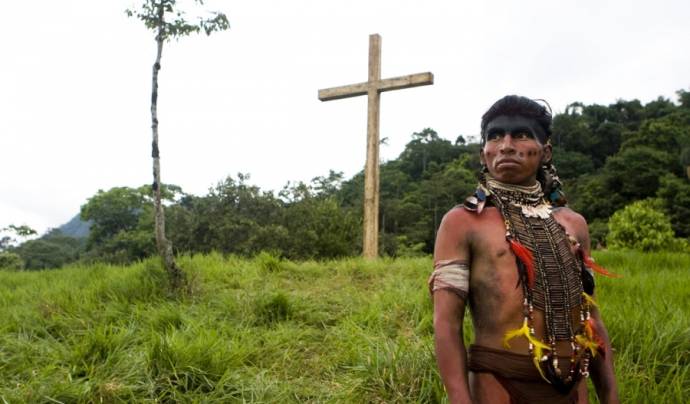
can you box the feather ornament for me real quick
[575,334,601,358]
[503,318,551,383]
[503,319,550,352]
[584,318,595,339]
[509,239,535,288]
[582,292,598,308]
[582,255,621,278]
[583,318,606,358]
[532,355,550,383]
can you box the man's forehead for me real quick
[485,115,539,130]
[484,115,547,141]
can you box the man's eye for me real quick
[487,130,505,141]
[513,130,534,140]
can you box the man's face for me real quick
[480,115,551,186]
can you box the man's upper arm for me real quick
[571,210,592,255]
[430,208,472,301]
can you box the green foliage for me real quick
[551,101,634,167]
[80,187,148,247]
[15,233,83,270]
[0,251,24,270]
[0,253,687,402]
[397,128,460,180]
[551,146,595,180]
[604,146,674,200]
[0,224,37,251]
[80,186,157,263]
[569,174,625,222]
[657,174,690,238]
[5,224,37,237]
[607,199,686,252]
[587,219,609,249]
[126,0,229,41]
[393,235,427,257]
[166,174,360,260]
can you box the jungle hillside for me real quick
[3,90,689,268]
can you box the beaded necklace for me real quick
[465,175,613,393]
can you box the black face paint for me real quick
[483,115,547,145]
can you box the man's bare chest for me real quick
[465,208,582,307]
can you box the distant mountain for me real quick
[57,214,91,239]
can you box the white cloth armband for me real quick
[428,259,470,299]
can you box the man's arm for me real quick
[589,307,619,403]
[432,209,472,403]
[433,290,471,403]
[574,212,620,404]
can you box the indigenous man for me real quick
[430,95,619,403]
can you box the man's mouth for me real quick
[496,159,520,167]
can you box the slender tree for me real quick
[127,0,229,289]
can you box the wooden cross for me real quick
[318,34,434,258]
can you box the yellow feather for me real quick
[576,334,599,358]
[530,337,550,360]
[585,319,595,339]
[503,319,530,349]
[582,292,598,308]
[533,356,550,383]
[503,319,553,382]
[528,333,551,352]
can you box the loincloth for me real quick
[468,344,582,404]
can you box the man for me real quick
[430,95,619,403]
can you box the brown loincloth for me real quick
[468,345,583,404]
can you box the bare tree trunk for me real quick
[151,4,185,290]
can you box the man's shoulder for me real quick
[440,205,502,231]
[552,206,587,226]
[552,206,590,243]
[442,205,472,221]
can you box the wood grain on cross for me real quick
[318,34,434,258]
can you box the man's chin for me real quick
[490,172,534,186]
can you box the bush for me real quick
[0,251,24,270]
[588,219,609,249]
[607,199,687,252]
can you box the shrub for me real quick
[607,199,687,252]
[588,219,609,249]
[0,251,24,270]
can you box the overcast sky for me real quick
[1,0,689,235]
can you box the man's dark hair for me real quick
[480,95,552,145]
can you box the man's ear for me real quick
[541,143,553,164]
[479,149,486,165]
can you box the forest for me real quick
[2,90,689,270]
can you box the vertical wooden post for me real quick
[363,34,381,258]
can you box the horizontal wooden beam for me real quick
[318,82,369,101]
[379,72,434,93]
[318,72,434,102]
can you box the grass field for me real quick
[0,251,688,403]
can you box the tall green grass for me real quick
[0,251,687,403]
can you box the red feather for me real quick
[509,239,535,288]
[583,255,621,278]
[585,318,607,358]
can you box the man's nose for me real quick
[499,134,516,153]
